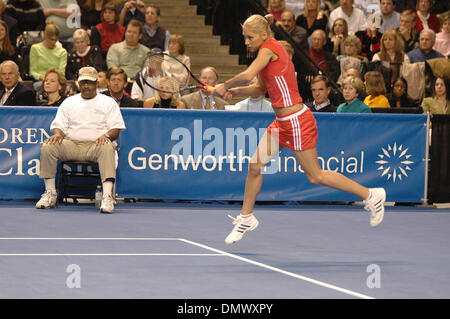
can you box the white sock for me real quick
[240,213,253,218]
[44,178,56,192]
[365,189,373,201]
[102,181,113,196]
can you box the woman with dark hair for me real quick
[81,0,106,30]
[0,21,19,65]
[388,77,419,108]
[421,76,450,114]
[90,1,125,59]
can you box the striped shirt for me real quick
[258,38,302,108]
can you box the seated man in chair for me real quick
[36,66,126,213]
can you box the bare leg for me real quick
[241,131,281,215]
[293,148,370,200]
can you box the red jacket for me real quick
[413,12,441,33]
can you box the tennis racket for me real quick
[143,50,215,95]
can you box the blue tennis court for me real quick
[0,200,449,299]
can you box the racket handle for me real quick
[203,85,215,93]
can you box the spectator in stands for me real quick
[181,66,227,110]
[433,12,450,58]
[232,77,273,112]
[295,0,328,37]
[103,66,138,107]
[38,67,66,106]
[0,21,19,66]
[407,29,444,63]
[397,10,420,53]
[0,60,36,106]
[387,76,419,108]
[35,66,126,213]
[337,50,366,86]
[90,1,125,60]
[118,0,146,28]
[363,71,390,108]
[421,76,450,114]
[413,0,440,34]
[106,19,150,79]
[305,75,337,112]
[5,0,45,35]
[29,20,68,91]
[80,0,105,30]
[130,51,162,103]
[379,0,400,34]
[143,76,186,109]
[161,34,190,86]
[373,29,410,85]
[276,11,308,53]
[309,29,340,83]
[66,28,104,80]
[337,35,368,64]
[95,70,107,91]
[267,0,285,21]
[328,18,348,57]
[356,12,383,61]
[140,4,170,52]
[0,0,19,46]
[337,75,371,112]
[329,0,367,34]
[39,0,80,39]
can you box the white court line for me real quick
[0,237,374,298]
[180,238,375,300]
[0,238,182,241]
[0,253,224,257]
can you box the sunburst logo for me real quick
[376,143,414,182]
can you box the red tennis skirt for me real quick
[267,106,318,151]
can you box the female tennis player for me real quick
[214,14,386,244]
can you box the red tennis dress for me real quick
[261,38,318,151]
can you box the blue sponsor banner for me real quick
[0,107,427,202]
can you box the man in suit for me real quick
[181,67,227,110]
[277,11,308,53]
[305,75,337,112]
[103,66,139,108]
[0,60,36,106]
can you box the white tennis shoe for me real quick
[225,213,259,244]
[100,194,115,214]
[35,190,58,209]
[364,188,386,227]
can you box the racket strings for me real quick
[145,50,207,94]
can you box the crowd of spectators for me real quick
[0,0,448,115]
[264,0,449,114]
